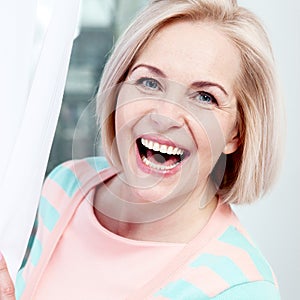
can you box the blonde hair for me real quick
[96,0,284,204]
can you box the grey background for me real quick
[234,1,300,299]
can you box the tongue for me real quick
[146,149,179,166]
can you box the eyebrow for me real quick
[191,81,228,96]
[130,64,167,78]
[130,64,228,96]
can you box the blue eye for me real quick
[136,77,161,91]
[194,92,217,105]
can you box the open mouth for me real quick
[136,137,189,172]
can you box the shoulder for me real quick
[209,224,280,298]
[216,224,277,284]
[39,156,110,229]
[156,223,280,299]
[45,156,110,190]
[43,156,109,199]
[15,157,111,298]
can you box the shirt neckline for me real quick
[81,166,233,248]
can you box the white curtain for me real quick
[0,0,81,281]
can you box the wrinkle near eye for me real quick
[195,92,217,105]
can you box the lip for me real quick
[137,134,187,151]
[135,134,190,177]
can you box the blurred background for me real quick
[46,0,148,173]
[45,1,299,299]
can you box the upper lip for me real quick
[137,134,190,155]
[137,134,190,160]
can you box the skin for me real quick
[94,20,241,243]
[0,254,15,300]
[0,20,242,298]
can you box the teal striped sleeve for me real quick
[212,281,281,300]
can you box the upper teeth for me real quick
[141,138,184,155]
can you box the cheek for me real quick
[191,111,237,185]
[187,109,227,156]
[115,105,146,144]
[114,99,151,159]
[115,90,151,130]
[215,113,239,155]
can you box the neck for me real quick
[94,175,218,243]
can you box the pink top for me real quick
[35,189,185,299]
[16,157,280,299]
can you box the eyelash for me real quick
[190,91,218,106]
[134,77,218,106]
[135,77,162,91]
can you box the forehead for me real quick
[133,21,241,94]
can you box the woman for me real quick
[0,0,283,299]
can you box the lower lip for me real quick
[135,143,185,177]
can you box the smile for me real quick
[136,137,189,173]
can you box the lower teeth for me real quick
[142,156,179,171]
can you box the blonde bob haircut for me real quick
[97,0,283,205]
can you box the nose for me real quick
[149,100,185,132]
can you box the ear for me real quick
[223,126,240,155]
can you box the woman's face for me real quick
[114,21,241,206]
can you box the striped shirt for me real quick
[15,157,280,299]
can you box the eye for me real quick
[136,77,162,91]
[193,91,217,105]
